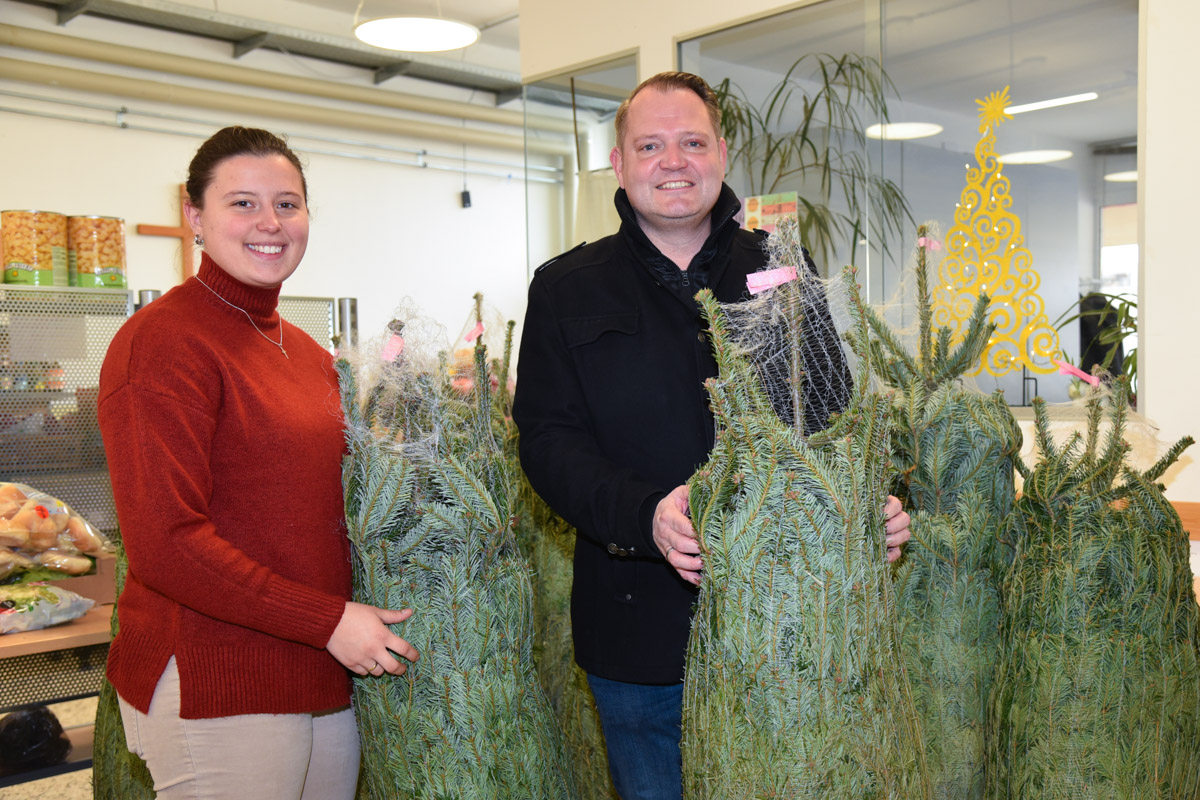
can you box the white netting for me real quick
[715,217,863,436]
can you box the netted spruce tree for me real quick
[490,306,617,800]
[850,225,1021,799]
[682,217,930,799]
[92,526,156,800]
[987,381,1200,799]
[338,305,577,800]
[510,473,615,800]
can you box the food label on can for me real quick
[51,246,68,285]
[4,262,37,284]
[75,266,126,288]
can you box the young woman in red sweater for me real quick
[99,126,418,798]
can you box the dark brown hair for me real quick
[186,126,307,208]
[614,72,722,148]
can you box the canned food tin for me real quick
[68,216,127,288]
[2,210,69,286]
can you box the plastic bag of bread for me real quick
[0,583,94,634]
[0,481,110,556]
[0,549,34,581]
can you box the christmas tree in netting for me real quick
[987,381,1200,799]
[338,302,577,800]
[92,527,156,800]
[511,473,616,800]
[850,224,1022,799]
[681,217,930,798]
[485,307,617,800]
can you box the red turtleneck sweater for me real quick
[99,254,352,718]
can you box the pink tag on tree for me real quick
[1053,358,1100,387]
[747,266,798,295]
[381,334,405,362]
[465,321,485,343]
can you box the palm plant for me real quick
[1053,291,1137,397]
[715,53,912,269]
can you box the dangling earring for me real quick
[194,234,204,246]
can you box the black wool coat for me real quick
[512,184,848,684]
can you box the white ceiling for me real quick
[6,0,1138,148]
[692,0,1138,148]
[287,0,521,51]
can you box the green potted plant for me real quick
[715,53,912,269]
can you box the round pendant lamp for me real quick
[355,16,479,52]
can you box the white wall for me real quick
[1140,0,1200,500]
[519,0,828,82]
[0,2,567,348]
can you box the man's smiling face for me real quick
[610,87,728,239]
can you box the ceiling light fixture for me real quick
[1104,170,1138,182]
[353,2,479,52]
[1005,92,1098,115]
[996,149,1073,165]
[865,122,943,140]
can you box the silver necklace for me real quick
[194,274,288,359]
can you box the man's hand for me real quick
[654,485,702,585]
[883,495,911,562]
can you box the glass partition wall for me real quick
[679,0,1138,404]
[522,55,638,280]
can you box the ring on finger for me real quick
[365,661,377,672]
[665,545,676,558]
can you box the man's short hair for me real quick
[614,72,723,148]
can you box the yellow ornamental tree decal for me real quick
[932,87,1060,376]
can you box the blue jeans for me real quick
[586,673,683,800]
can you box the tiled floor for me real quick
[0,697,97,800]
[0,767,92,800]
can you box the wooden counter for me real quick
[1177,501,1200,541]
[0,603,113,659]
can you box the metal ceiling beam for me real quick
[0,56,573,157]
[56,0,93,25]
[233,32,271,59]
[12,0,536,106]
[0,23,576,134]
[373,62,413,85]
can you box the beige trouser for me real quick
[117,657,359,800]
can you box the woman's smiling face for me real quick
[185,153,309,288]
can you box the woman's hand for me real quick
[326,602,420,677]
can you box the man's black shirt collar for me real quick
[614,184,743,303]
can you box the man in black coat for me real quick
[512,72,912,800]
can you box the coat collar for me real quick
[613,183,743,302]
